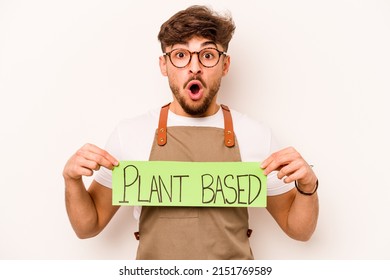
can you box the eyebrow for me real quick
[200,41,217,48]
[171,41,217,49]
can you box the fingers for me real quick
[277,159,304,182]
[261,147,300,175]
[77,143,118,170]
[63,143,119,181]
[261,146,315,185]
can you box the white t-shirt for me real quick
[95,106,295,218]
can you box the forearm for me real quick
[64,178,100,239]
[286,191,319,241]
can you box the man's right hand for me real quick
[63,143,119,181]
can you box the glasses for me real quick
[163,47,227,68]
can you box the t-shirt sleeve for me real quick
[266,133,295,196]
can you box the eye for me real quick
[202,52,215,60]
[203,52,214,59]
[173,50,188,60]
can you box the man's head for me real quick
[158,6,236,117]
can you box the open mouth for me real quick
[190,84,200,94]
[186,80,204,101]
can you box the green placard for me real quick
[112,161,267,207]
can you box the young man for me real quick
[63,5,319,259]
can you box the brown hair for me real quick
[158,5,235,52]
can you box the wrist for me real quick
[295,180,319,196]
[63,172,84,186]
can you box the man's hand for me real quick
[261,146,317,193]
[63,143,118,181]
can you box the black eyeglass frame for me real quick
[163,47,227,68]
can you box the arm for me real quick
[261,147,319,241]
[63,143,120,239]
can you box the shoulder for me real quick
[114,107,159,134]
[105,107,160,161]
[230,108,272,142]
[228,108,274,162]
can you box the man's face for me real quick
[159,37,230,117]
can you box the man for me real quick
[63,5,319,259]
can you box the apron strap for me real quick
[157,103,170,146]
[157,103,235,147]
[221,104,235,147]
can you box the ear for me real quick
[159,56,168,76]
[222,55,231,76]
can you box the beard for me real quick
[169,76,222,116]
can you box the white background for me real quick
[0,0,389,260]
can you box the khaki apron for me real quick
[136,103,253,260]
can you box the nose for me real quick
[188,53,202,74]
